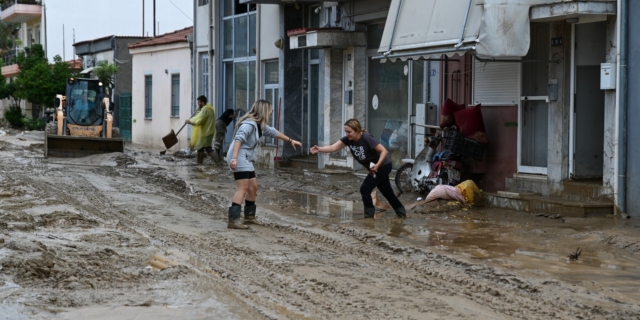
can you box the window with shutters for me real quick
[145,75,152,119]
[171,74,180,117]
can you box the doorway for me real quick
[303,5,321,155]
[119,94,132,142]
[571,22,606,179]
[519,22,550,175]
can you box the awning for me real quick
[375,0,563,61]
[79,67,94,74]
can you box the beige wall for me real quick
[259,4,280,61]
[130,42,192,150]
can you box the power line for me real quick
[166,0,192,22]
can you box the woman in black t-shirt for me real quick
[310,119,406,218]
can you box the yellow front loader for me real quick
[45,77,124,158]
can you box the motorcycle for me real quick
[395,124,464,194]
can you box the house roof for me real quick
[66,59,82,70]
[128,27,193,49]
[73,35,149,47]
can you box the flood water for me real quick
[256,187,640,304]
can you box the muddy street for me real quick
[0,131,639,319]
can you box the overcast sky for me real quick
[44,0,193,61]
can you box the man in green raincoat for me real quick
[186,95,221,164]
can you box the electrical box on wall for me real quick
[600,63,616,90]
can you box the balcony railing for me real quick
[1,48,24,67]
[1,0,40,11]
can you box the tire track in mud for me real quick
[122,170,640,319]
[12,168,462,318]
[8,164,640,319]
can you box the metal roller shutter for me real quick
[472,59,520,106]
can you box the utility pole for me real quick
[62,24,65,61]
[142,0,145,37]
[153,0,156,37]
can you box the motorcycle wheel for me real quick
[395,163,414,194]
[438,169,451,186]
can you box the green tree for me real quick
[0,76,20,105]
[14,44,73,110]
[94,61,118,99]
[0,20,18,57]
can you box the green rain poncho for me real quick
[189,103,216,150]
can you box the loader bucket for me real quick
[45,134,125,158]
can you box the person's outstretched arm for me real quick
[310,141,346,154]
[264,125,302,150]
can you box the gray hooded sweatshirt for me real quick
[225,120,277,172]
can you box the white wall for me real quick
[130,43,192,150]
[195,3,209,47]
[259,4,280,61]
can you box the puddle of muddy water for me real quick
[265,188,355,221]
[255,188,640,304]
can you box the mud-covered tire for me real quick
[111,127,120,139]
[395,163,414,194]
[45,123,57,135]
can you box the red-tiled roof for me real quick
[128,27,193,49]
[66,59,82,70]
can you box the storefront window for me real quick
[367,59,409,169]
[221,0,257,114]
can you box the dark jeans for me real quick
[360,162,404,210]
[213,119,227,152]
[198,146,213,153]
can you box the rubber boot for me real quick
[394,207,407,218]
[244,204,259,225]
[228,206,249,229]
[197,150,205,165]
[364,207,376,219]
[208,149,222,163]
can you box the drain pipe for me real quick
[618,0,629,218]
[382,0,402,57]
[455,0,473,49]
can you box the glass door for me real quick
[518,23,549,175]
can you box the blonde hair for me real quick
[236,99,273,129]
[344,118,365,133]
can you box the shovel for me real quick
[160,110,198,155]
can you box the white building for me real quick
[129,27,193,150]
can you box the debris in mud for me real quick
[36,211,99,229]
[600,234,640,252]
[568,247,582,261]
[171,149,192,158]
[113,154,137,167]
[536,213,564,221]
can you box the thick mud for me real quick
[1,130,639,319]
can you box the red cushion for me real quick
[453,105,489,144]
[439,99,465,128]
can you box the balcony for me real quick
[1,48,23,77]
[1,0,42,24]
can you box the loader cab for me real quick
[66,78,104,126]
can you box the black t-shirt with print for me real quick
[340,132,391,169]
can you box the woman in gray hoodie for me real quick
[225,100,302,229]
